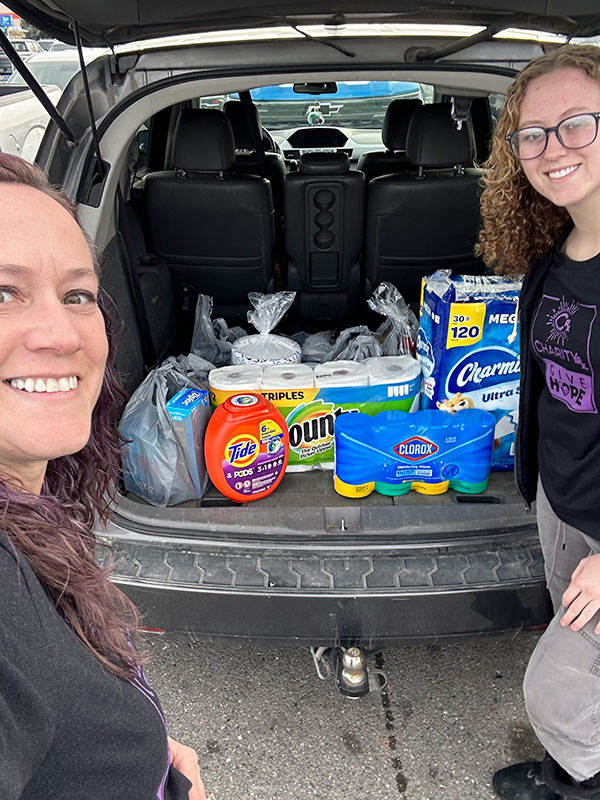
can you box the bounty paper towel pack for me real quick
[208,364,263,392]
[417,270,521,470]
[314,360,369,387]
[209,357,422,472]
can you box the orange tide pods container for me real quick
[205,392,289,502]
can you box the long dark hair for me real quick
[0,154,147,678]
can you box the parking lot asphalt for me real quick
[144,629,546,800]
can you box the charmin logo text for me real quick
[393,436,439,461]
[447,347,520,394]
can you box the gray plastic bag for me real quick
[325,325,382,361]
[300,330,335,363]
[119,354,212,506]
[191,294,246,367]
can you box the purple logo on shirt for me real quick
[531,294,597,414]
[545,296,579,345]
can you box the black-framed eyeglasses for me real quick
[505,112,600,160]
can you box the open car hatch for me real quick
[6,1,600,47]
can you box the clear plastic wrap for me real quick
[424,269,522,302]
[367,281,419,356]
[231,291,301,366]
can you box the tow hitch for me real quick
[310,646,387,698]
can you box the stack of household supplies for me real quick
[209,356,422,471]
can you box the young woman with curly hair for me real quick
[479,45,600,800]
[0,154,205,800]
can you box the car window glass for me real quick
[225,81,432,131]
[7,62,79,90]
[488,92,505,125]
[134,124,150,172]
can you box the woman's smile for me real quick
[5,374,79,392]
[546,163,579,181]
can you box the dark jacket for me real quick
[514,242,560,508]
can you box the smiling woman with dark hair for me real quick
[0,154,205,800]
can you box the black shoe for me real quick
[542,754,600,799]
[493,762,560,800]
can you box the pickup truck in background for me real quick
[0,38,44,80]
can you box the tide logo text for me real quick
[226,435,259,467]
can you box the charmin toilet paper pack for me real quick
[417,270,521,471]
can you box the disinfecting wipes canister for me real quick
[417,270,521,471]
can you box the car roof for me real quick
[7,0,600,47]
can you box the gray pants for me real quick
[523,478,600,782]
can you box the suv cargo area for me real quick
[20,17,569,645]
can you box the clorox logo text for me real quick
[226,435,259,467]
[394,436,439,461]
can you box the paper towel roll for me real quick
[208,365,263,392]
[262,364,315,389]
[314,360,369,387]
[364,355,422,386]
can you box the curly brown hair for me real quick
[476,44,600,278]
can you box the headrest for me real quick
[299,152,350,175]
[382,98,423,150]
[406,103,474,169]
[223,99,262,150]
[174,108,235,172]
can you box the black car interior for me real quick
[364,102,485,302]
[284,151,364,320]
[120,90,492,384]
[356,97,423,182]
[143,107,275,320]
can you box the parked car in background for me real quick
[10,38,42,57]
[49,41,77,51]
[0,37,48,82]
[37,38,56,51]
[0,50,12,81]
[0,48,104,161]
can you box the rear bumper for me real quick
[97,523,551,645]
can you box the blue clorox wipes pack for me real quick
[334,408,496,497]
[417,270,521,471]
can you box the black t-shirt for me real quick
[0,532,193,799]
[530,247,600,538]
